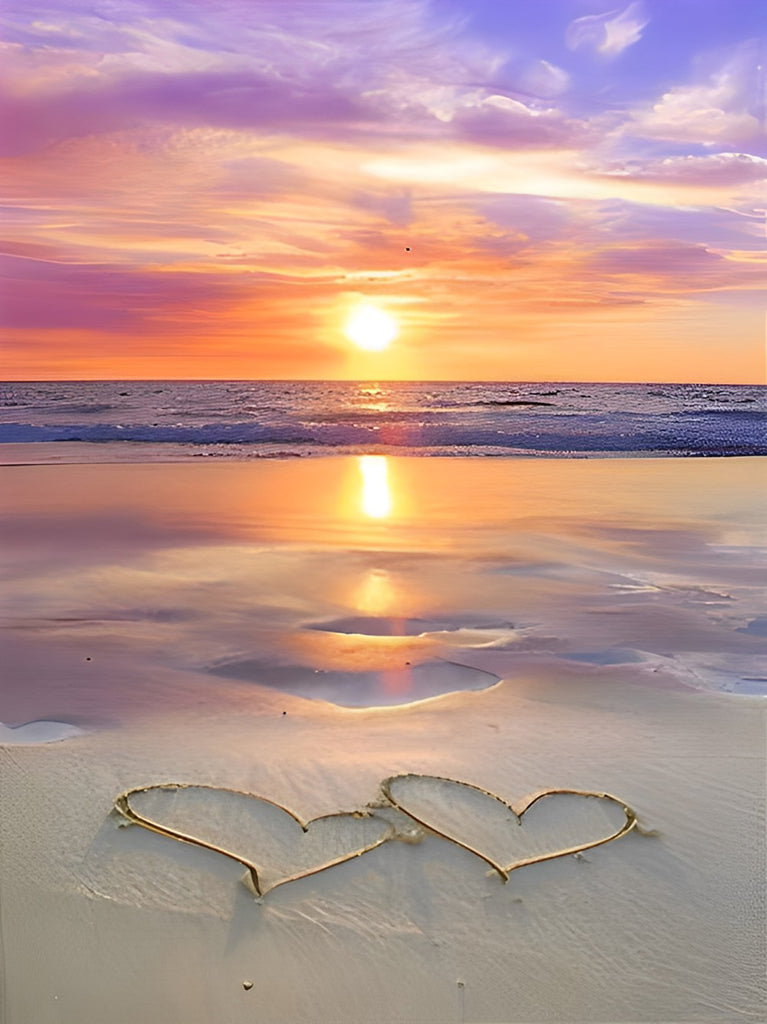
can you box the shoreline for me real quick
[2,440,767,466]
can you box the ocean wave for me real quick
[48,402,118,414]
[669,408,764,416]
[1,416,764,456]
[1,382,763,458]
[474,399,555,407]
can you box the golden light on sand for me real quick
[359,455,392,518]
[345,304,398,351]
[356,567,394,614]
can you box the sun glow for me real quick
[345,304,398,351]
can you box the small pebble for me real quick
[243,981,253,991]
[85,657,91,661]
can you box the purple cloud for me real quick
[0,255,244,331]
[0,68,377,157]
[451,95,596,150]
[587,240,764,292]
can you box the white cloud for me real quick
[600,153,767,186]
[566,2,648,57]
[631,68,761,145]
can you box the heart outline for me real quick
[114,783,396,898]
[113,775,639,898]
[379,773,638,881]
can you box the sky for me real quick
[1,0,765,382]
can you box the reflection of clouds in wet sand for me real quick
[206,657,500,707]
[0,719,84,744]
[3,455,766,704]
[307,614,512,637]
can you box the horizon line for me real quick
[2,378,765,387]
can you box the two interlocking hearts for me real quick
[114,774,638,899]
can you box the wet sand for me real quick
[0,453,765,1022]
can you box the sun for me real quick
[344,304,398,351]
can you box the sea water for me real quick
[1,379,764,457]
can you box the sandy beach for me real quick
[4,0,765,1016]
[1,452,765,1023]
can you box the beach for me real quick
[4,0,766,1014]
[0,451,765,1023]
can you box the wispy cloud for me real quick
[597,153,767,187]
[586,240,766,294]
[566,2,648,58]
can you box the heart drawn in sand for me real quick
[114,775,639,898]
[380,774,637,880]
[114,784,395,898]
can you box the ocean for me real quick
[0,380,764,458]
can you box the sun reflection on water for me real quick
[356,568,393,615]
[359,455,392,519]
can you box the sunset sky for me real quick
[2,0,765,381]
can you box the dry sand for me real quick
[1,452,764,1022]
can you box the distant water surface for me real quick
[0,380,764,457]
